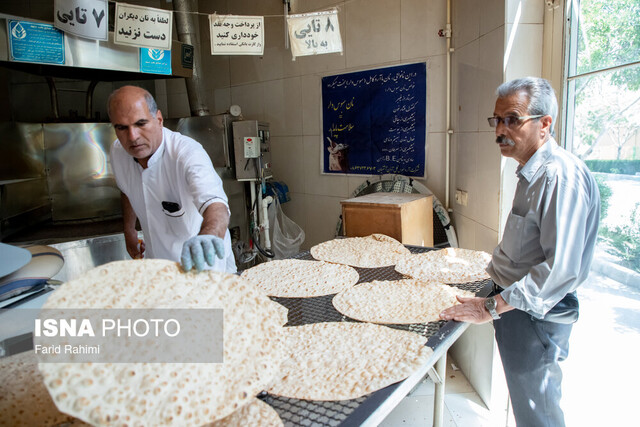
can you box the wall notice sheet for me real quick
[321,62,426,177]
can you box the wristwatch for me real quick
[484,296,500,320]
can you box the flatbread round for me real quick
[267,322,433,401]
[0,351,89,427]
[270,299,289,325]
[310,234,411,268]
[241,259,359,297]
[395,248,492,283]
[38,259,284,427]
[333,279,475,324]
[206,399,283,427]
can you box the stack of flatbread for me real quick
[267,322,433,401]
[241,259,359,297]
[310,234,411,268]
[0,352,284,427]
[34,259,285,427]
[333,279,475,324]
[0,351,90,426]
[395,247,492,283]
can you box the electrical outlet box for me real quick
[244,136,260,158]
[232,120,273,181]
[455,189,468,206]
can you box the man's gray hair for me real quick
[496,77,558,135]
[107,86,158,118]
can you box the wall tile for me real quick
[345,0,401,69]
[270,136,305,194]
[425,132,447,204]
[401,0,447,59]
[427,55,447,133]
[303,135,350,198]
[452,132,478,220]
[449,323,497,403]
[304,194,344,247]
[292,0,344,13]
[478,27,505,127]
[212,88,231,115]
[230,82,265,122]
[264,77,303,136]
[199,52,231,94]
[480,0,506,36]
[452,211,476,250]
[504,24,543,80]
[228,16,297,85]
[475,132,501,231]
[280,192,308,248]
[225,0,281,16]
[453,40,480,133]
[302,74,321,136]
[475,221,499,253]
[453,0,480,49]
[165,94,191,120]
[164,80,190,119]
[507,0,545,25]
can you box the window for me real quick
[561,1,640,425]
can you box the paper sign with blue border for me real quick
[8,20,65,65]
[140,48,171,75]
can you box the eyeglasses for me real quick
[487,115,544,128]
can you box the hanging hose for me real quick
[253,227,275,258]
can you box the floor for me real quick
[379,268,640,427]
[380,356,513,427]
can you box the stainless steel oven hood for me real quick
[0,16,192,81]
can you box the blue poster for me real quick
[322,63,426,177]
[8,20,65,65]
[140,48,171,75]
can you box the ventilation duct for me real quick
[172,0,209,116]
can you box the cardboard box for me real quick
[341,193,433,247]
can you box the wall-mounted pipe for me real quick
[173,0,210,116]
[445,0,453,212]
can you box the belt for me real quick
[491,281,503,295]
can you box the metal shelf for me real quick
[263,248,492,427]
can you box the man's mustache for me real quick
[496,135,515,146]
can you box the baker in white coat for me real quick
[108,85,236,273]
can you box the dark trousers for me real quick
[494,309,573,427]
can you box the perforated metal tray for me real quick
[260,247,492,427]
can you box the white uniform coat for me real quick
[110,127,236,273]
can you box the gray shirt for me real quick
[487,138,600,318]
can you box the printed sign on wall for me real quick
[54,0,108,41]
[114,3,172,50]
[209,15,264,55]
[8,21,65,65]
[321,63,427,177]
[287,10,342,59]
[140,48,171,75]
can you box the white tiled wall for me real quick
[164,0,544,253]
[179,0,450,249]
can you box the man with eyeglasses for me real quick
[441,77,600,426]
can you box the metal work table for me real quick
[261,247,492,427]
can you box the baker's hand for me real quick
[125,232,144,259]
[439,296,493,324]
[181,235,225,272]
